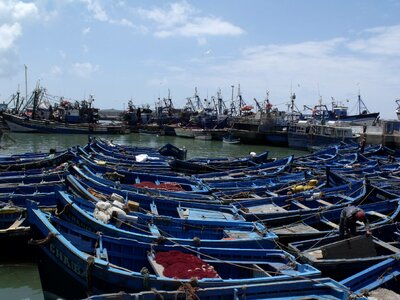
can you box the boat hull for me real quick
[288,133,358,151]
[3,113,127,134]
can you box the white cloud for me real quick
[147,77,168,87]
[0,0,39,21]
[197,37,207,46]
[243,38,345,58]
[139,2,244,39]
[0,23,22,50]
[72,62,99,78]
[348,25,400,56]
[82,27,91,35]
[0,1,43,78]
[82,0,138,29]
[200,35,400,117]
[50,65,63,76]
[82,0,108,21]
[138,2,194,28]
[59,50,67,59]
[177,17,244,37]
[12,1,38,19]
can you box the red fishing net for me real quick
[155,250,219,279]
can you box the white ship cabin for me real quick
[291,120,358,138]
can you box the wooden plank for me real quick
[7,218,26,230]
[309,250,323,259]
[292,201,310,210]
[316,199,333,206]
[374,239,400,253]
[320,218,339,229]
[367,210,389,219]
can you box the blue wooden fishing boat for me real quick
[206,171,310,192]
[288,222,400,280]
[72,160,210,196]
[295,152,362,169]
[235,175,366,224]
[138,128,164,135]
[369,174,400,196]
[340,254,400,295]
[66,172,221,219]
[0,150,74,171]
[194,156,294,182]
[83,141,171,162]
[68,164,215,201]
[0,179,65,194]
[0,150,61,163]
[293,146,338,166]
[222,135,240,144]
[86,277,360,300]
[0,170,66,185]
[27,203,319,299]
[0,192,57,208]
[0,203,32,257]
[66,175,249,225]
[91,137,187,160]
[76,147,173,173]
[54,190,278,249]
[169,151,271,174]
[270,189,400,244]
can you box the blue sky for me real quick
[0,0,399,118]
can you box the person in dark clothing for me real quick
[339,206,371,239]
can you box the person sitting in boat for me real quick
[339,206,371,239]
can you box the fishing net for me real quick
[155,250,219,279]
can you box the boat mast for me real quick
[290,92,296,121]
[31,84,40,120]
[24,64,28,106]
[230,85,236,116]
[217,89,223,115]
[237,84,243,116]
[15,89,21,114]
[357,93,370,115]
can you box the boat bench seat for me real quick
[292,201,310,210]
[320,218,339,229]
[367,211,389,220]
[315,199,333,206]
[7,218,26,230]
